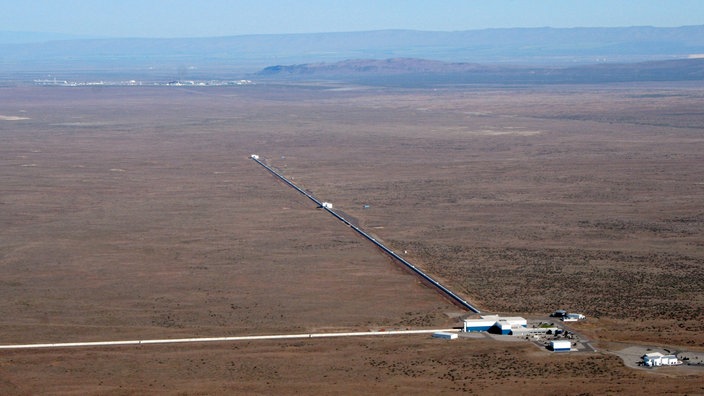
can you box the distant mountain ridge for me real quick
[1,26,704,81]
[258,57,704,86]
[0,31,100,44]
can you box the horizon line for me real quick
[2,24,703,42]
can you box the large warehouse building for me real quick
[463,315,527,335]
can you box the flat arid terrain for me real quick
[1,83,702,394]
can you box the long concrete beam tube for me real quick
[250,155,480,313]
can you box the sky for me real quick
[2,0,703,38]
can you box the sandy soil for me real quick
[0,83,702,394]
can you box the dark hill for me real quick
[257,58,704,86]
[259,58,494,75]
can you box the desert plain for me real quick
[0,83,702,394]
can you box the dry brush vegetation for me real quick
[1,83,702,393]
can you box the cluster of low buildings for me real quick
[462,314,576,336]
[462,311,586,336]
[451,312,689,363]
[443,310,688,364]
[461,314,578,352]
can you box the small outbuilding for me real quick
[551,340,572,352]
[432,332,458,340]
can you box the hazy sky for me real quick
[3,0,703,38]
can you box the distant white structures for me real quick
[250,154,259,160]
[643,352,681,367]
[552,310,586,321]
[561,313,586,322]
[322,202,333,209]
[551,340,572,352]
[463,315,527,335]
[35,79,254,87]
[432,332,458,340]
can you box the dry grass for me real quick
[3,338,703,395]
[0,83,702,393]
